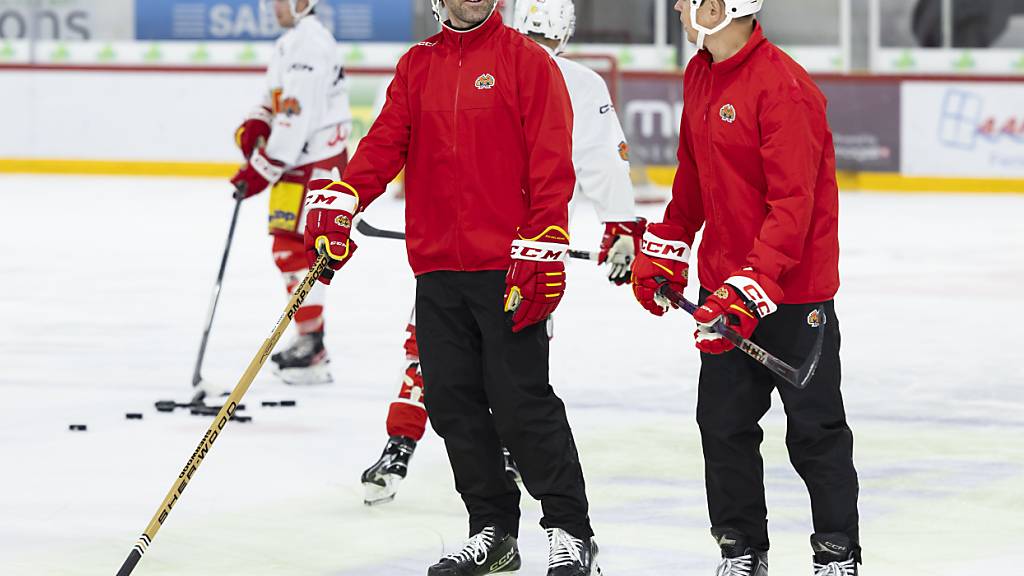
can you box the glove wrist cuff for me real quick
[510,239,568,262]
[304,181,359,214]
[640,230,691,263]
[724,273,780,318]
[250,149,285,184]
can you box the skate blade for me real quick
[362,475,401,506]
[274,364,333,386]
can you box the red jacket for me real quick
[667,23,840,303]
[341,12,575,276]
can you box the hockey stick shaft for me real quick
[355,218,597,261]
[115,253,332,576]
[191,194,244,389]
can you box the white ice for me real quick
[1,174,1022,575]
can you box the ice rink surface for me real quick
[1,174,1022,575]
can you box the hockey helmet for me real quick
[287,0,319,20]
[689,0,763,50]
[512,0,576,54]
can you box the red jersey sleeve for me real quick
[663,114,705,245]
[516,51,575,240]
[341,52,413,210]
[747,89,826,284]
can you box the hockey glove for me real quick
[630,223,691,316]
[504,227,569,334]
[693,269,783,354]
[231,147,285,199]
[598,218,647,286]
[303,178,360,285]
[234,108,272,159]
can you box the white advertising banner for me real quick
[0,0,134,40]
[901,81,1024,179]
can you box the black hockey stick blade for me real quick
[656,283,825,389]
[356,218,597,261]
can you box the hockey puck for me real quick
[155,400,177,412]
[69,424,87,432]
[261,401,279,407]
[125,413,143,420]
[231,415,252,423]
[279,400,296,407]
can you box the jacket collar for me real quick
[696,20,766,75]
[441,9,503,47]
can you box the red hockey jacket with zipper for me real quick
[340,11,576,276]
[667,23,840,304]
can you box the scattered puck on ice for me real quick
[155,401,177,412]
[230,415,252,423]
[279,400,296,407]
[69,424,87,432]
[261,401,279,407]
[125,413,143,420]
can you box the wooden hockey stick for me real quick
[115,253,331,576]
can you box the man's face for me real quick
[274,0,309,28]
[676,0,721,44]
[443,0,498,27]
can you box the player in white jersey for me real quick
[359,0,643,506]
[230,0,352,385]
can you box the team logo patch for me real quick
[719,104,736,124]
[807,309,822,328]
[714,287,730,299]
[334,214,351,228]
[475,73,496,90]
[618,141,630,161]
[279,96,302,117]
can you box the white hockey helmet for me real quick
[513,0,576,54]
[288,0,319,20]
[689,0,763,50]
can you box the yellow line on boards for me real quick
[2,158,1023,194]
[0,159,238,178]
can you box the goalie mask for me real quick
[512,0,576,54]
[689,0,763,50]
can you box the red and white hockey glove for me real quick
[231,147,285,199]
[303,179,360,285]
[234,108,272,159]
[630,223,691,317]
[598,218,647,286]
[504,227,569,334]
[693,269,783,354]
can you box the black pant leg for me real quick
[417,272,522,537]
[696,289,776,552]
[464,271,594,540]
[767,302,861,558]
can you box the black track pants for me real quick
[696,292,860,557]
[416,271,593,540]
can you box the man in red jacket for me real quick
[301,1,599,575]
[631,1,860,575]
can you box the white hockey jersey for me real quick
[251,15,352,169]
[547,48,636,223]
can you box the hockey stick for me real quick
[655,282,825,390]
[116,253,332,576]
[355,218,597,262]
[155,189,243,412]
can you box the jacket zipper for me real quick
[453,37,465,270]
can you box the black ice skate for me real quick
[545,528,601,576]
[427,525,521,576]
[811,533,858,576]
[361,435,416,506]
[711,527,768,576]
[270,331,332,385]
[502,447,522,484]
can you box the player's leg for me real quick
[696,288,775,572]
[769,301,861,571]
[418,272,523,533]
[269,233,331,384]
[362,310,428,505]
[464,271,600,575]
